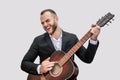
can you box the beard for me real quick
[50,22,57,35]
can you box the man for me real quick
[21,9,100,80]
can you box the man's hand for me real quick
[40,57,55,73]
[90,24,101,41]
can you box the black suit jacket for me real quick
[21,30,99,75]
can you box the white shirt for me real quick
[49,33,62,51]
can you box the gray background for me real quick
[0,0,119,80]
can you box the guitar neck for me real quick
[58,12,115,66]
[58,29,93,66]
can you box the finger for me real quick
[43,61,55,67]
[47,63,55,67]
[47,67,53,71]
[46,62,55,67]
[90,29,94,34]
[45,57,50,61]
[96,26,101,30]
[91,24,96,27]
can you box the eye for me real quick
[41,22,44,25]
[46,19,50,23]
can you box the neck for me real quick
[51,26,62,40]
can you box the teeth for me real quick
[47,27,50,29]
[46,27,50,30]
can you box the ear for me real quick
[55,16,59,21]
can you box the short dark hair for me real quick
[40,9,57,16]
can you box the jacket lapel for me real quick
[44,33,56,51]
[62,31,67,52]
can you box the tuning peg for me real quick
[109,21,112,23]
[112,19,114,21]
[106,24,109,26]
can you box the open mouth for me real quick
[46,27,51,31]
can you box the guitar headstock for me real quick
[96,12,115,27]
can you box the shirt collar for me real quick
[49,31,62,41]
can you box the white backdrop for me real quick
[0,0,119,80]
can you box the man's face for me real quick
[40,12,58,35]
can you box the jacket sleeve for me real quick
[75,35,99,63]
[21,37,40,75]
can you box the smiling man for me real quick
[21,9,101,80]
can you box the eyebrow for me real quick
[41,19,50,24]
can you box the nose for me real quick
[43,22,48,27]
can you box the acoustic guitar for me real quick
[27,12,114,80]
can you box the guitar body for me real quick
[27,51,79,80]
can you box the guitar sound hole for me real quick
[49,63,63,77]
